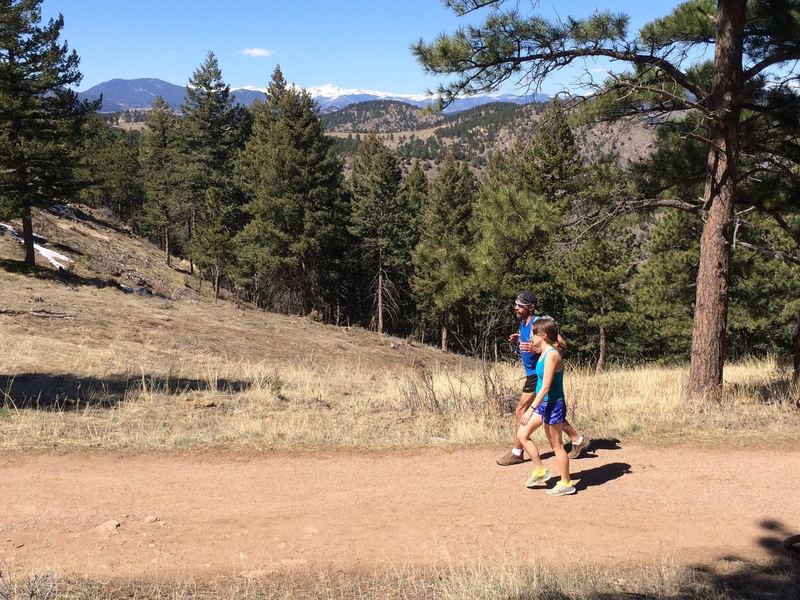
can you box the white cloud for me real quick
[241,47,275,58]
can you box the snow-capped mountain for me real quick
[77,78,549,114]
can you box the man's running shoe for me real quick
[568,436,591,459]
[496,450,525,466]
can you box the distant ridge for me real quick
[77,78,549,114]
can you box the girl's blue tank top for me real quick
[535,348,565,404]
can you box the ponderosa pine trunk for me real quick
[165,228,171,267]
[377,266,384,335]
[21,202,35,266]
[441,325,448,352]
[793,306,800,385]
[596,324,606,375]
[687,0,745,400]
[188,207,195,275]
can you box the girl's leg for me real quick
[516,415,544,469]
[545,423,570,484]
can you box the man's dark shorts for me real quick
[522,374,538,394]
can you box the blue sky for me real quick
[42,0,684,96]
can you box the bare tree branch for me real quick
[737,240,800,267]
[565,197,705,239]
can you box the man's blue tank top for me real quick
[534,348,565,404]
[519,315,547,376]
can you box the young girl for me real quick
[516,317,576,496]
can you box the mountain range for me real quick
[77,78,549,114]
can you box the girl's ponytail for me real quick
[556,332,568,355]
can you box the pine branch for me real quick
[606,72,709,115]
[743,48,800,82]
[445,0,503,15]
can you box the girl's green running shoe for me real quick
[546,480,577,496]
[525,468,551,488]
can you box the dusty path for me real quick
[1,444,798,580]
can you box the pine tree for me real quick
[349,133,416,334]
[727,215,799,361]
[189,187,236,300]
[412,154,476,350]
[631,88,800,369]
[0,0,96,265]
[235,66,348,314]
[177,52,248,283]
[559,225,635,373]
[139,96,180,265]
[630,212,702,363]
[518,104,581,205]
[470,106,583,308]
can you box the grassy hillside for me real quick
[0,205,463,400]
[1,205,797,451]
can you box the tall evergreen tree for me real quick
[727,215,799,361]
[190,186,237,299]
[470,107,583,309]
[631,90,800,369]
[412,154,475,350]
[235,66,348,314]
[519,104,581,205]
[628,212,697,364]
[349,133,416,334]
[177,52,248,284]
[414,0,800,397]
[139,96,180,265]
[0,0,96,265]
[559,225,635,372]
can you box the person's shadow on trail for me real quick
[539,437,621,461]
[571,461,631,491]
[581,437,621,453]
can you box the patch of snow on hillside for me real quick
[0,222,72,270]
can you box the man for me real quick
[496,290,590,466]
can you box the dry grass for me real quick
[1,325,798,451]
[2,558,795,599]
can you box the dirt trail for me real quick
[1,445,798,580]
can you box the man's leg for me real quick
[496,391,535,466]
[514,392,536,448]
[563,420,580,443]
[563,419,590,458]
